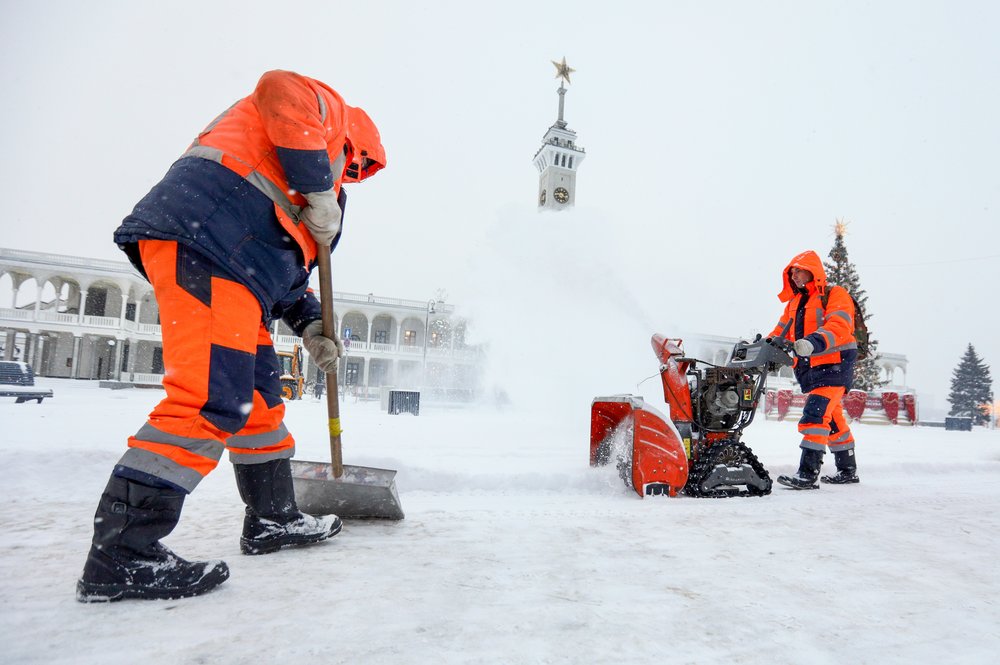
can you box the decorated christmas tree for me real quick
[948,343,994,425]
[823,220,885,391]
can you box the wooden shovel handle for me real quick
[316,245,344,478]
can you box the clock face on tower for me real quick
[539,189,546,205]
[554,187,569,204]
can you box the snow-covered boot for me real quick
[822,449,860,484]
[777,448,824,490]
[234,458,342,555]
[77,475,229,602]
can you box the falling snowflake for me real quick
[239,402,253,415]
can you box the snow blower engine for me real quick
[590,324,794,498]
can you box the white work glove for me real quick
[301,319,344,373]
[793,338,815,357]
[299,189,342,246]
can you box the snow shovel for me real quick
[290,245,405,520]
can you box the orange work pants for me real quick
[115,240,294,492]
[797,385,856,452]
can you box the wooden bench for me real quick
[0,389,54,404]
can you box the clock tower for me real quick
[534,57,585,210]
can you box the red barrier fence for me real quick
[764,388,917,425]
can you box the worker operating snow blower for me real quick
[769,250,862,489]
[590,326,795,498]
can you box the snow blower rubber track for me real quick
[683,439,772,498]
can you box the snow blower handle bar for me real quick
[768,319,794,354]
[760,319,795,369]
[727,320,795,371]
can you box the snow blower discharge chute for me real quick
[590,326,794,498]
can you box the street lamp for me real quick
[107,339,116,382]
[421,299,436,389]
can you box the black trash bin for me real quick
[945,416,973,431]
[388,390,420,416]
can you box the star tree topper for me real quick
[834,217,851,238]
[552,57,575,85]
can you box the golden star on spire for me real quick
[552,57,575,85]
[834,217,851,238]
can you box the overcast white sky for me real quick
[1,1,997,410]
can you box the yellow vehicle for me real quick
[277,345,305,400]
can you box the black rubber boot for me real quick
[822,449,860,484]
[777,448,824,490]
[77,475,229,602]
[233,459,342,555]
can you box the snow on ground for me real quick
[2,378,999,664]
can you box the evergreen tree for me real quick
[823,220,885,391]
[948,343,994,425]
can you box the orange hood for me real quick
[778,250,828,302]
[343,105,386,183]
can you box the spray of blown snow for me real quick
[452,205,672,416]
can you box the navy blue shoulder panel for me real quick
[275,146,333,194]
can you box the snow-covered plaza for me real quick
[2,379,998,663]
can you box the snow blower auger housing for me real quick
[590,395,688,497]
[590,329,794,498]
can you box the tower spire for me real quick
[534,58,585,210]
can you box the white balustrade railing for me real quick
[369,342,395,353]
[0,307,32,321]
[273,334,302,347]
[0,247,139,274]
[125,372,164,385]
[333,291,455,314]
[83,315,120,328]
[37,311,78,324]
[137,323,161,335]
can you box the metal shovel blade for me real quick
[291,459,405,520]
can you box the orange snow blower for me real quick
[591,325,794,498]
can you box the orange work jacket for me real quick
[182,70,352,267]
[769,250,858,385]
